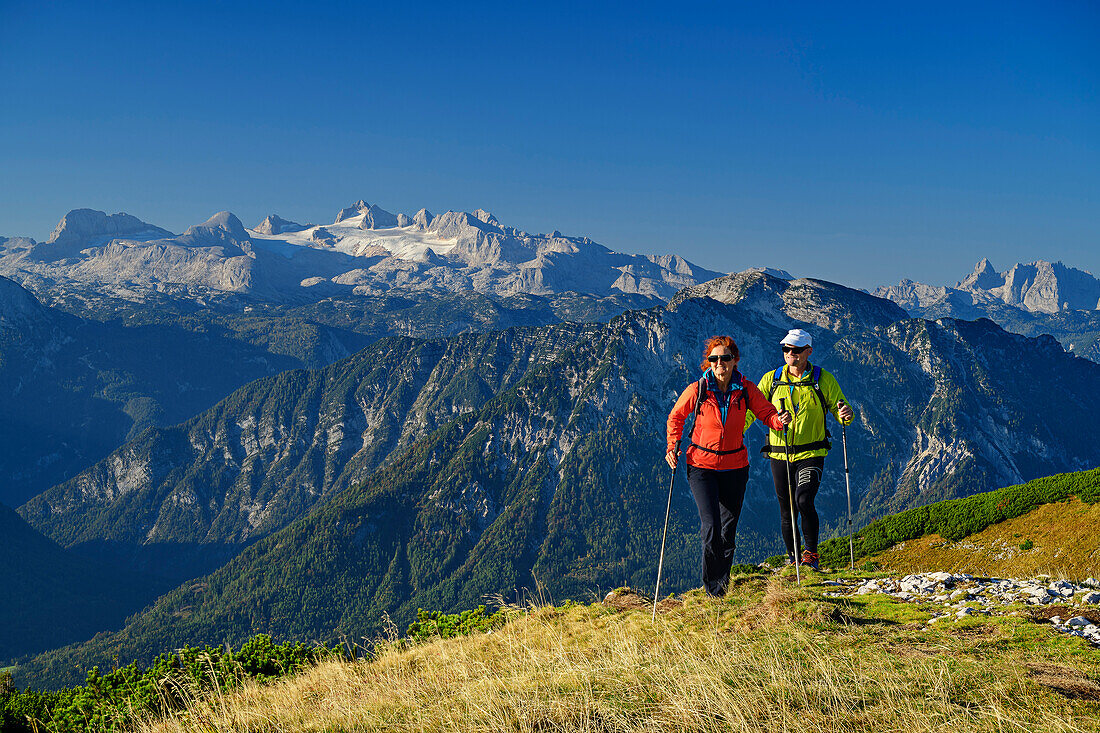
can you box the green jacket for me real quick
[745,364,852,462]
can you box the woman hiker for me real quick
[666,336,790,597]
[746,328,854,571]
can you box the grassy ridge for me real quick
[134,576,1100,733]
[819,468,1100,569]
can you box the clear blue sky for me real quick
[1,1,1096,289]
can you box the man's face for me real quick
[783,344,812,371]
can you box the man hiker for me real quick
[746,328,853,570]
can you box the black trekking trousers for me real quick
[686,464,749,597]
[771,456,825,557]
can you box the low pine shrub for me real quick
[406,606,506,641]
[819,468,1100,568]
[0,635,339,733]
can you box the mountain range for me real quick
[0,202,721,307]
[12,270,1100,687]
[875,258,1100,314]
[875,259,1100,362]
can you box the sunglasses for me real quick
[707,354,734,363]
[782,346,809,354]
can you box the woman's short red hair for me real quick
[700,336,739,371]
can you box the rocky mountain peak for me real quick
[359,204,399,230]
[958,258,1003,290]
[46,209,171,247]
[999,261,1100,313]
[473,209,500,227]
[745,267,794,280]
[413,208,434,230]
[254,215,308,236]
[183,212,250,241]
[334,200,370,224]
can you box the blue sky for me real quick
[1,1,1096,289]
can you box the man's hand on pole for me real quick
[777,409,793,426]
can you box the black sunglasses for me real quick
[707,354,734,363]
[782,346,809,354]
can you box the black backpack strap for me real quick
[761,439,832,455]
[694,443,747,456]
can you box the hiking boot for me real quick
[800,550,820,571]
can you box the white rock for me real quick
[1067,616,1091,628]
[1082,591,1100,604]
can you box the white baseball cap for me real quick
[779,329,812,348]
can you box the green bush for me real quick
[406,606,506,642]
[0,635,339,733]
[819,468,1100,568]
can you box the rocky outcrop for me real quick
[994,261,1100,313]
[878,259,1100,315]
[254,215,308,235]
[46,209,171,247]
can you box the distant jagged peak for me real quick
[334,200,370,224]
[472,209,500,227]
[331,200,401,229]
[175,212,252,250]
[999,260,1100,312]
[253,215,308,236]
[745,266,794,280]
[413,208,434,230]
[958,258,1003,290]
[426,210,503,239]
[46,209,171,247]
[359,204,398,230]
[184,211,249,239]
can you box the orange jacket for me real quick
[667,375,784,471]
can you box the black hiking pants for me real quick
[686,464,749,597]
[771,456,825,557]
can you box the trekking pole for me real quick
[653,454,677,622]
[838,400,855,572]
[780,398,800,584]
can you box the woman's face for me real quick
[707,345,739,382]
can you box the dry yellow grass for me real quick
[871,496,1100,579]
[136,575,1100,733]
